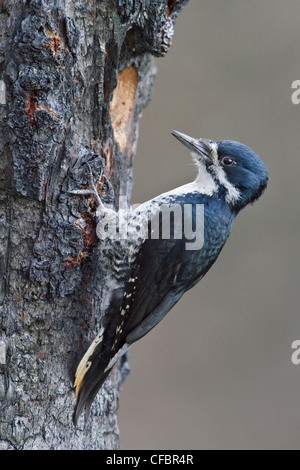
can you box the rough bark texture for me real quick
[0,0,188,450]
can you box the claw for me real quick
[67,163,104,209]
[85,164,104,208]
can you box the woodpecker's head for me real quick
[171,130,269,212]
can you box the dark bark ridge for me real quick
[0,0,188,450]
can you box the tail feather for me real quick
[73,287,127,424]
[73,326,109,425]
[73,368,111,425]
[74,327,104,401]
[73,344,131,425]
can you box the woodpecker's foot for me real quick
[68,163,107,212]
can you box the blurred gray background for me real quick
[118,0,300,449]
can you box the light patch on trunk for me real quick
[109,66,138,152]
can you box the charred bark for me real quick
[0,0,188,450]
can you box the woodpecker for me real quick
[73,130,269,424]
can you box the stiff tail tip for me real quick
[73,328,105,424]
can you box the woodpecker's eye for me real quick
[221,156,235,166]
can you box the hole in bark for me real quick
[109,65,138,152]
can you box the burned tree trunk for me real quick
[0,0,188,450]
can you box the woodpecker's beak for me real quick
[171,130,216,165]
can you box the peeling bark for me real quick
[0,0,188,450]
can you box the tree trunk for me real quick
[0,0,188,450]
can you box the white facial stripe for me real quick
[195,141,240,203]
[212,164,240,203]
